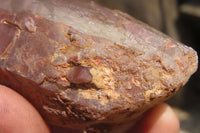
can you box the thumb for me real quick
[0,85,50,133]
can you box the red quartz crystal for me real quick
[0,0,198,132]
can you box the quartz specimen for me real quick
[0,0,198,132]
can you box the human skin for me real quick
[0,85,179,133]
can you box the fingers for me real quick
[0,84,179,133]
[132,103,180,133]
[0,85,50,133]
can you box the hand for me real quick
[129,103,180,133]
[0,85,179,133]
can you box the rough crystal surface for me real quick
[0,0,198,132]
